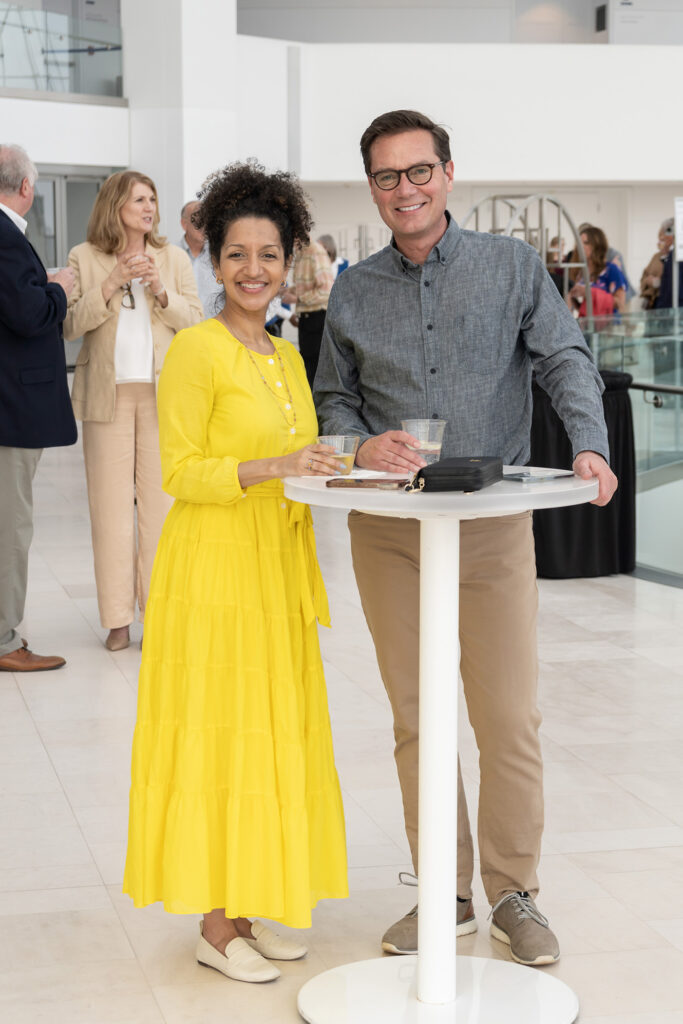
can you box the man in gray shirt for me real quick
[315,109,617,968]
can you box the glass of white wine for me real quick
[317,435,360,475]
[401,419,447,465]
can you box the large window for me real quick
[0,1,122,96]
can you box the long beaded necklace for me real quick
[219,315,297,434]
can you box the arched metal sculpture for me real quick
[461,193,594,321]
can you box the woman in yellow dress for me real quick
[123,162,348,983]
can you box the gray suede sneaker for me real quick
[490,891,560,966]
[381,898,477,955]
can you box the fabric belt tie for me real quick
[287,499,330,628]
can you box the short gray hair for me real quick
[180,199,199,220]
[317,233,337,261]
[0,144,38,194]
[660,217,675,236]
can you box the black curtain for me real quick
[530,371,636,578]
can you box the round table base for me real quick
[298,955,579,1024]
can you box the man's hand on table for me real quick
[572,451,618,506]
[356,431,427,473]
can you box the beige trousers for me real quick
[0,446,42,655]
[82,383,172,629]
[348,510,543,905]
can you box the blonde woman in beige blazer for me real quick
[64,170,203,651]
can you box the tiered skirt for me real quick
[123,495,348,927]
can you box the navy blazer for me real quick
[0,208,77,448]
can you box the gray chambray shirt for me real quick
[314,216,609,466]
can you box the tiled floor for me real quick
[2,437,683,1023]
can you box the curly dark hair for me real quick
[193,160,311,264]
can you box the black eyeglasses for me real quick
[368,162,447,191]
[121,281,136,310]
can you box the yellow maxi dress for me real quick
[123,319,348,927]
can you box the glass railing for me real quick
[0,3,122,97]
[581,310,683,583]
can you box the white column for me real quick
[417,517,460,1004]
[120,0,238,236]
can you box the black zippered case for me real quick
[407,456,503,492]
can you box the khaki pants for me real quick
[349,510,543,905]
[82,383,172,629]
[0,446,42,655]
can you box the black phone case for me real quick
[409,456,503,492]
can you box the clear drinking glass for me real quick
[401,419,447,465]
[317,435,360,475]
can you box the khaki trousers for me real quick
[0,446,42,655]
[349,510,543,905]
[82,383,172,629]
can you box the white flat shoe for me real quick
[245,919,307,961]
[196,924,280,982]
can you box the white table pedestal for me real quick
[298,955,578,1023]
[286,470,596,1024]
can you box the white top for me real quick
[266,295,293,324]
[284,468,599,522]
[114,278,154,383]
[0,201,27,234]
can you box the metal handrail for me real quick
[630,381,683,396]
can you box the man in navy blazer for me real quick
[0,144,77,671]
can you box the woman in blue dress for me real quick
[567,224,627,314]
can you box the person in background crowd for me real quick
[282,238,333,387]
[567,224,627,314]
[123,160,347,983]
[545,235,566,296]
[315,108,617,968]
[640,218,674,309]
[0,143,77,672]
[317,233,349,279]
[578,221,635,304]
[64,171,202,652]
[653,218,682,309]
[179,199,223,317]
[265,285,295,337]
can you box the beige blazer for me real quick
[64,241,204,422]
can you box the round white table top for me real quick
[284,467,599,521]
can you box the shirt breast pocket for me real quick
[451,314,501,376]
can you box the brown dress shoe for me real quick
[0,647,66,672]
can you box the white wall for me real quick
[237,0,600,44]
[295,42,683,184]
[237,0,513,43]
[0,96,128,167]
[121,0,239,236]
[235,35,290,172]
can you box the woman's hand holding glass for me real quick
[137,254,165,296]
[281,443,340,477]
[102,253,148,304]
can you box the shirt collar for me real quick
[390,211,461,271]
[179,234,208,259]
[0,201,28,234]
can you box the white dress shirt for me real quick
[0,201,28,235]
